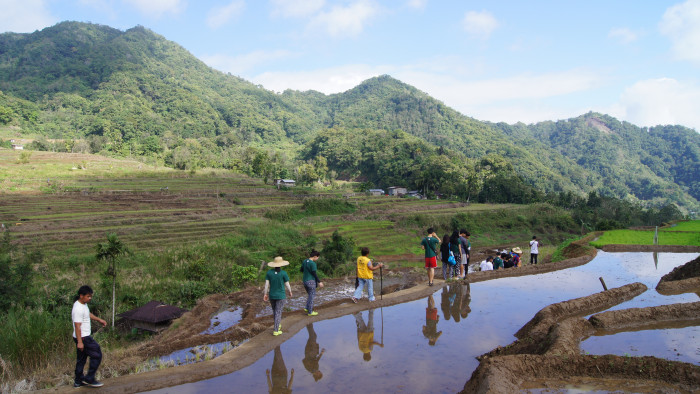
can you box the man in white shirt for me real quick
[529,236,540,265]
[480,257,494,271]
[72,285,107,388]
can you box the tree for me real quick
[96,233,127,328]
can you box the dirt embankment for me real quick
[656,255,700,295]
[463,262,700,394]
[41,238,600,393]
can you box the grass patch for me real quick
[590,227,700,247]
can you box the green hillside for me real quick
[0,21,698,211]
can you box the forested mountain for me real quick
[0,22,698,211]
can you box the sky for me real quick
[2,0,700,131]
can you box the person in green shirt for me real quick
[263,256,293,336]
[420,227,440,286]
[302,250,324,316]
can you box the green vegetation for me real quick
[0,22,697,212]
[589,223,700,247]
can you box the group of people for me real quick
[420,227,471,286]
[479,236,541,271]
[70,233,540,388]
[263,250,326,336]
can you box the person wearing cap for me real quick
[264,256,293,336]
[511,247,523,268]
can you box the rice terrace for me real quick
[1,148,699,393]
[1,8,700,392]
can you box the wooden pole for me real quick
[599,277,608,291]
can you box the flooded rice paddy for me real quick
[147,252,699,393]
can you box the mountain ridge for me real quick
[0,21,697,210]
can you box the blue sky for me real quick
[2,0,700,131]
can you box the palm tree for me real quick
[96,233,127,328]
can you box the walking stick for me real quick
[380,265,383,300]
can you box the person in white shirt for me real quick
[72,285,107,388]
[480,256,494,271]
[529,236,540,265]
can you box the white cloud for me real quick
[407,0,427,10]
[206,1,245,29]
[270,0,325,18]
[0,0,56,33]
[202,50,295,76]
[308,0,379,38]
[122,0,186,18]
[611,77,700,130]
[251,64,391,93]
[608,27,639,44]
[659,0,700,64]
[462,10,499,39]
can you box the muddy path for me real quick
[42,239,700,393]
[42,246,599,393]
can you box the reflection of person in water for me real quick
[441,284,459,321]
[422,294,442,346]
[355,309,383,361]
[460,282,471,320]
[450,282,463,322]
[266,346,294,394]
[302,324,325,381]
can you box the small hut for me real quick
[118,301,188,332]
[368,189,385,196]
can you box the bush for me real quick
[302,197,355,215]
[183,258,212,281]
[231,265,257,290]
[319,230,355,275]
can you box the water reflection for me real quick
[423,294,441,346]
[266,346,294,394]
[354,309,383,361]
[301,324,324,381]
[144,252,700,394]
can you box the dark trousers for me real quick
[73,335,102,384]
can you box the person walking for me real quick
[439,234,452,281]
[302,250,324,316]
[71,285,107,388]
[420,227,440,286]
[449,231,462,279]
[263,256,293,336]
[459,230,471,278]
[529,236,540,265]
[352,247,383,303]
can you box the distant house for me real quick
[11,144,23,150]
[387,186,407,196]
[407,190,422,199]
[118,301,188,332]
[274,179,296,188]
[368,189,385,196]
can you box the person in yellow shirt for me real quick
[354,309,383,361]
[351,247,383,303]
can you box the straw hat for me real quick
[512,247,522,254]
[268,256,290,268]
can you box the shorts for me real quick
[425,256,437,268]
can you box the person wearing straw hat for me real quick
[264,256,293,336]
[511,247,523,268]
